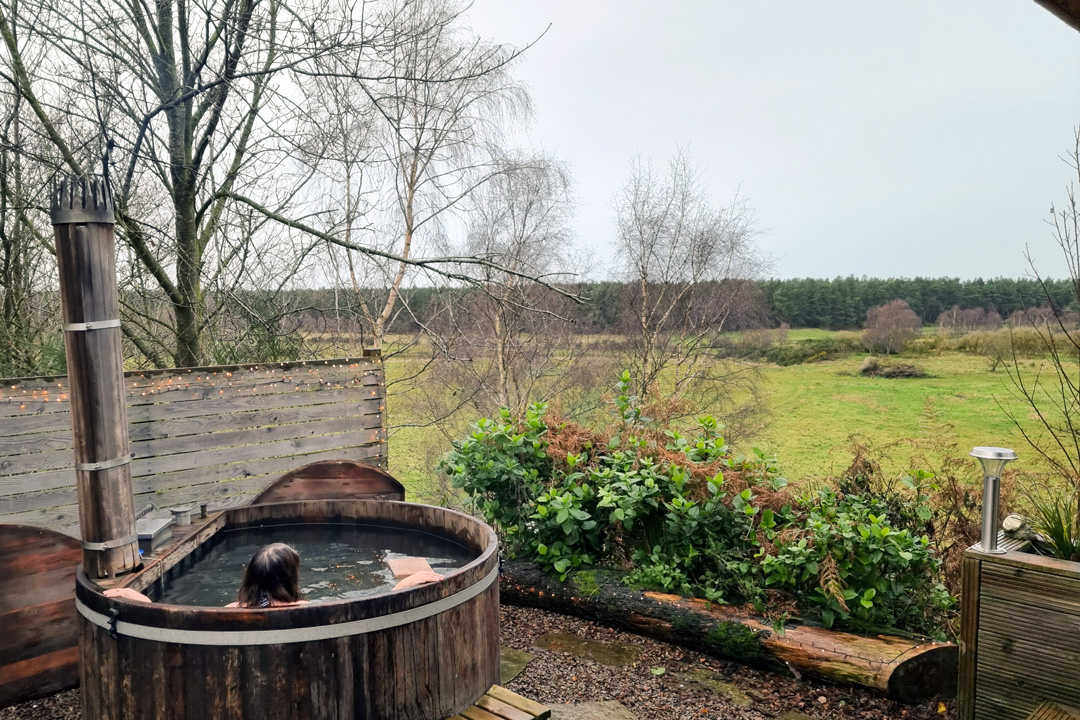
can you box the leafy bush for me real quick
[444,372,778,588]
[762,334,863,366]
[443,371,957,637]
[440,404,551,551]
[760,487,953,634]
[624,475,760,604]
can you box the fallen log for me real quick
[499,560,956,703]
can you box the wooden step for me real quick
[448,685,551,720]
[1027,702,1080,720]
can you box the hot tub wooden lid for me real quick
[251,460,405,504]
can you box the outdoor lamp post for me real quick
[970,446,1018,554]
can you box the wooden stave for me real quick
[78,500,500,720]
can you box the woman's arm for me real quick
[103,587,153,603]
[393,571,443,591]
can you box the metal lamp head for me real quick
[971,447,1017,554]
[970,447,1018,479]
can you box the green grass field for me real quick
[381,335,1068,496]
[741,353,1052,482]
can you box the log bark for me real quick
[499,560,956,703]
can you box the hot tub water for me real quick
[159,522,474,606]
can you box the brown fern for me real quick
[819,553,848,612]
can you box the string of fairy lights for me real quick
[1,360,385,416]
[0,358,392,532]
[0,359,388,468]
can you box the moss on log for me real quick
[499,560,956,703]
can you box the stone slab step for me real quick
[549,701,637,720]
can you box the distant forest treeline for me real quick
[756,276,1076,329]
[290,276,1078,336]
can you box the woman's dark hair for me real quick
[237,543,302,608]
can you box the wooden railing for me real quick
[0,356,386,536]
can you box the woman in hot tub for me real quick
[104,542,442,606]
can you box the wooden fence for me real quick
[0,356,386,536]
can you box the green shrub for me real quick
[441,404,551,551]
[713,330,863,365]
[763,334,863,366]
[208,325,306,365]
[443,372,772,586]
[859,357,928,378]
[903,335,948,356]
[443,370,956,637]
[1027,487,1080,562]
[760,488,953,635]
[625,474,759,604]
[951,327,1048,358]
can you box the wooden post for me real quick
[52,176,138,578]
[957,549,982,720]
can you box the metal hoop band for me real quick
[77,565,498,646]
[64,319,121,332]
[75,454,133,472]
[82,533,138,551]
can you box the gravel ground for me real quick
[1,606,955,720]
[500,605,954,720]
[0,691,79,720]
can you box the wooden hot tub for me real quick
[75,500,500,720]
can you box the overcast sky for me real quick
[464,1,1080,280]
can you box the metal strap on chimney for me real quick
[75,454,133,472]
[82,533,138,551]
[64,319,121,332]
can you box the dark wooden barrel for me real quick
[0,525,81,708]
[76,501,500,720]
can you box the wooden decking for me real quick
[1027,702,1080,720]
[449,685,551,720]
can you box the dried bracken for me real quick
[541,411,796,513]
[818,553,848,612]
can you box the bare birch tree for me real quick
[0,0,559,370]
[354,0,532,349]
[613,148,764,415]
[1003,130,1080,484]
[430,155,580,416]
[0,3,62,376]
